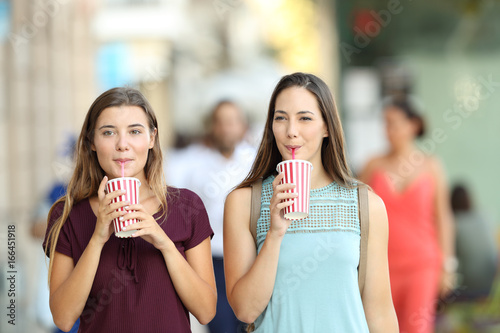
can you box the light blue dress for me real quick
[253,176,369,332]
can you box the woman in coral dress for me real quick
[359,99,456,333]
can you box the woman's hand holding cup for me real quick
[269,173,298,239]
[92,176,130,246]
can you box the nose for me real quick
[116,134,129,151]
[287,120,298,138]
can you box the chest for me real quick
[263,232,361,296]
[370,170,435,204]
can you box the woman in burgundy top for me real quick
[44,87,216,332]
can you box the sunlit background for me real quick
[1,0,500,332]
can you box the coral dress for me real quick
[369,170,442,333]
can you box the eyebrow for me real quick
[98,123,146,130]
[274,110,315,115]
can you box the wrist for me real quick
[88,235,106,251]
[159,238,176,256]
[443,256,458,273]
[266,229,285,242]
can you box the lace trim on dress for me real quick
[257,176,360,241]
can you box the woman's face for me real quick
[92,105,156,182]
[384,106,418,149]
[272,87,328,164]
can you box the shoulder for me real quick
[224,187,253,235]
[367,190,387,216]
[365,189,389,233]
[169,187,205,208]
[235,142,258,156]
[226,186,252,208]
[50,200,66,218]
[359,155,386,182]
[426,155,446,176]
[423,155,449,190]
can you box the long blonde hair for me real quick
[237,72,356,189]
[45,87,167,282]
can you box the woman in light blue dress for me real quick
[223,72,398,332]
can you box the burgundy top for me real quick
[43,188,213,333]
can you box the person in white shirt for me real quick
[165,100,256,332]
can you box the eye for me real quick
[300,116,312,121]
[131,129,142,135]
[102,130,114,136]
[274,116,285,121]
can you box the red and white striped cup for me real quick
[105,177,141,238]
[276,160,313,220]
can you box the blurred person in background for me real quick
[44,87,216,333]
[165,100,256,332]
[359,99,456,333]
[451,184,498,300]
[30,136,80,333]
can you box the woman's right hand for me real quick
[268,173,298,238]
[92,176,129,245]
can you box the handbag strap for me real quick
[358,185,369,296]
[250,178,263,243]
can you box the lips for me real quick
[285,145,301,152]
[114,159,132,164]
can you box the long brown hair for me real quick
[45,87,167,282]
[237,72,355,189]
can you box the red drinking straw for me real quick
[292,148,295,160]
[121,162,125,178]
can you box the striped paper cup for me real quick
[276,160,313,220]
[105,177,141,238]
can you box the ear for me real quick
[323,123,329,138]
[91,143,96,151]
[149,128,157,149]
[411,118,421,137]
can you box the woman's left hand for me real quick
[122,204,171,251]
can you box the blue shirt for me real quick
[254,176,369,332]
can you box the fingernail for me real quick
[121,190,126,193]
[122,226,126,230]
[124,206,129,210]
[119,216,124,221]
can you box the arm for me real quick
[430,157,456,296]
[50,242,104,331]
[362,191,399,332]
[49,177,129,331]
[223,174,296,323]
[124,206,217,324]
[162,237,217,324]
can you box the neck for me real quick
[219,147,235,159]
[135,173,152,199]
[389,142,416,159]
[310,161,332,189]
[205,139,235,158]
[139,181,156,201]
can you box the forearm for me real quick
[228,231,282,323]
[161,243,216,325]
[438,212,455,259]
[368,312,399,333]
[50,238,103,329]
